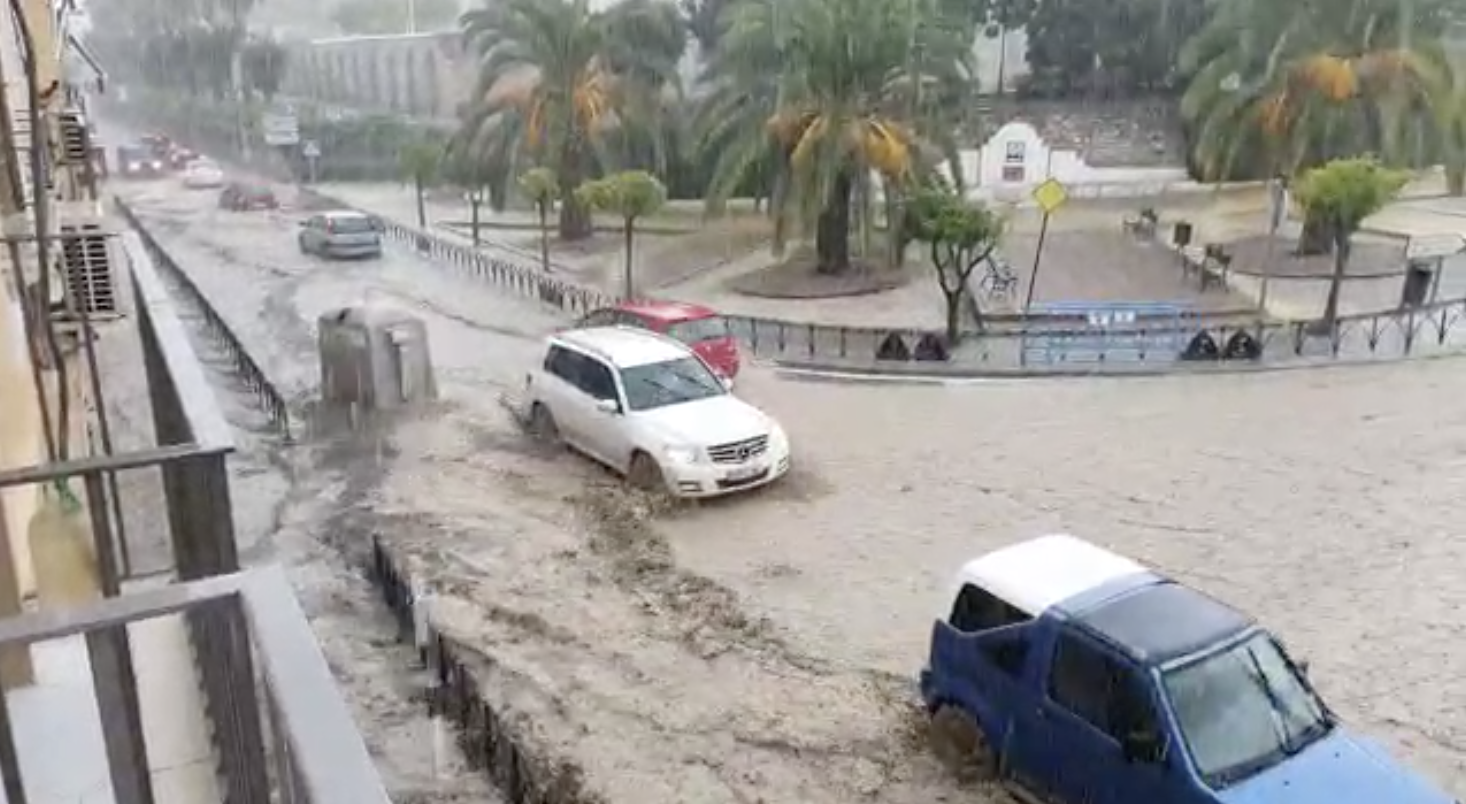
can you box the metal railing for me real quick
[0,567,391,804]
[0,230,386,802]
[114,197,293,438]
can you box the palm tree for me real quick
[1180,0,1447,184]
[456,0,684,241]
[696,0,977,275]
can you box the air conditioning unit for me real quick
[54,200,117,317]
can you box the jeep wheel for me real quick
[627,451,664,492]
[930,705,998,783]
[527,403,560,445]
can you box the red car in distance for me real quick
[577,300,742,379]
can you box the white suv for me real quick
[522,326,791,497]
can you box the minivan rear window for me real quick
[666,315,729,344]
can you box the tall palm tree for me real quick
[1180,0,1447,183]
[456,0,683,241]
[696,0,977,275]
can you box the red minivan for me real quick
[577,300,742,378]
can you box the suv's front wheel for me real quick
[930,704,998,783]
[527,403,560,444]
[627,451,665,492]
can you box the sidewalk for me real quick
[315,179,1466,326]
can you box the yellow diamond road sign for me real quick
[1032,178,1068,214]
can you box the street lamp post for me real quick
[465,187,486,247]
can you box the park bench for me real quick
[1122,208,1159,241]
[1179,244,1230,292]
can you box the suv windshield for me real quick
[1162,632,1333,789]
[666,315,729,345]
[621,356,725,411]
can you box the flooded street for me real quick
[115,173,1466,801]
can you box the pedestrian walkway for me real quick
[4,614,218,804]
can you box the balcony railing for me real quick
[0,228,390,802]
[0,567,391,804]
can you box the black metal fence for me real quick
[368,536,604,804]
[114,197,293,437]
[309,190,1466,373]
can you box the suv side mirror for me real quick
[594,398,619,414]
[719,375,734,391]
[1121,730,1166,764]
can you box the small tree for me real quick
[518,167,560,274]
[906,186,1004,343]
[398,140,442,230]
[576,171,667,300]
[1294,157,1407,329]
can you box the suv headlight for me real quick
[663,445,700,464]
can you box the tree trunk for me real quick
[537,204,551,273]
[414,179,427,229]
[770,166,790,258]
[622,218,636,300]
[1449,161,1466,196]
[815,170,854,274]
[1296,210,1332,256]
[1319,230,1351,329]
[944,289,963,345]
[556,148,593,241]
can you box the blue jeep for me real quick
[919,534,1455,804]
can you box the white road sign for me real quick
[302,140,320,158]
[262,112,299,146]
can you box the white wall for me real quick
[944,121,1195,204]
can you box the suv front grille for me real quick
[707,435,769,464]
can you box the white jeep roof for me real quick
[553,326,691,368]
[954,534,1145,616]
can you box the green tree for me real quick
[1016,0,1205,96]
[1181,0,1446,184]
[241,35,288,99]
[399,141,443,229]
[906,185,1004,342]
[575,171,667,299]
[1293,157,1408,328]
[456,0,684,242]
[330,0,461,34]
[518,167,561,273]
[697,0,978,275]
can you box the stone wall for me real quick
[962,98,1184,168]
[283,32,473,122]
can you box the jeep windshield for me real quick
[1163,632,1334,789]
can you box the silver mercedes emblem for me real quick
[737,446,752,460]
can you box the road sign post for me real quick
[302,140,321,184]
[1023,177,1069,314]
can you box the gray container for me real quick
[317,306,436,411]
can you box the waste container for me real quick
[1400,261,1435,307]
[1172,221,1193,247]
[318,306,437,411]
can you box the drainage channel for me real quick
[116,193,567,804]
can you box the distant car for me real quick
[181,159,224,189]
[166,146,197,170]
[297,211,383,259]
[115,145,164,179]
[920,535,1455,804]
[519,326,790,498]
[217,182,278,211]
[576,301,741,379]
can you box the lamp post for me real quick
[465,187,486,247]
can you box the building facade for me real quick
[283,31,473,122]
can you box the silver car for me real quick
[297,211,383,259]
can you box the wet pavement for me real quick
[115,173,1466,802]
